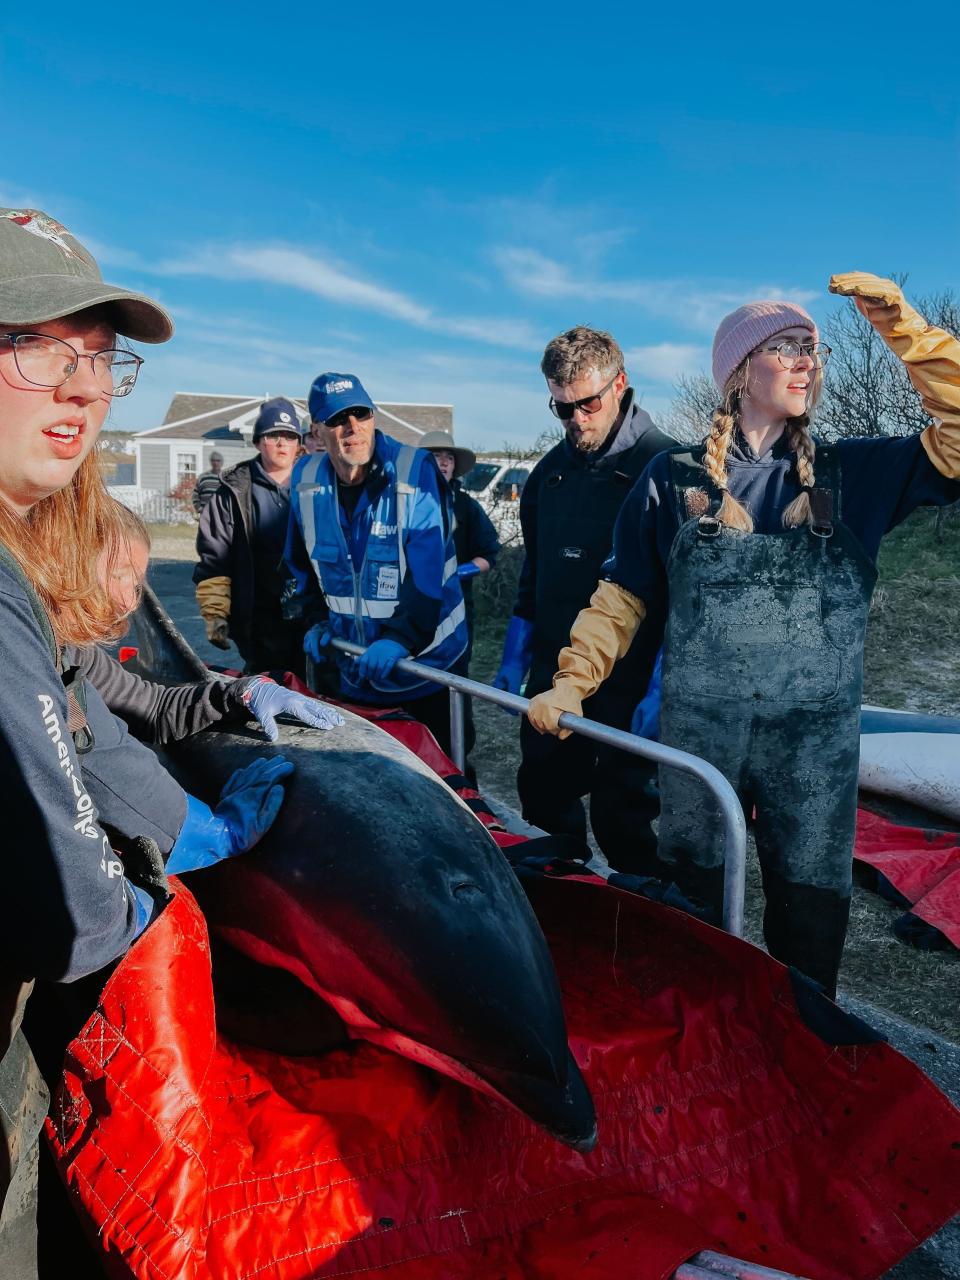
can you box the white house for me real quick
[133,393,455,494]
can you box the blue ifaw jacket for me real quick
[286,432,467,701]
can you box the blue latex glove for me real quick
[492,615,534,696]
[240,675,344,741]
[304,623,333,664]
[457,561,482,580]
[356,638,409,683]
[630,649,663,741]
[129,883,155,938]
[166,756,294,874]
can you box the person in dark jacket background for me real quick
[421,430,500,779]
[194,399,306,676]
[420,430,501,659]
[191,450,223,514]
[493,327,675,870]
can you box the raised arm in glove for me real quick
[829,272,960,479]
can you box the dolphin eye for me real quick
[451,880,482,900]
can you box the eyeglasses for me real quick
[548,374,619,421]
[1,332,143,397]
[323,405,374,430]
[758,340,832,371]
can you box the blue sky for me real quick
[3,5,958,450]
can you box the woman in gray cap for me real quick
[0,210,296,1273]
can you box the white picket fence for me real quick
[108,486,196,525]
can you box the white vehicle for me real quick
[460,456,538,541]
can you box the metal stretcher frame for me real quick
[330,638,748,937]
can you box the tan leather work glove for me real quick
[196,575,232,651]
[527,580,645,740]
[830,272,960,478]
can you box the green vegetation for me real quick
[864,508,960,714]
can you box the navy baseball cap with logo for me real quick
[253,397,303,441]
[308,372,376,424]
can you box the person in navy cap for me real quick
[195,397,308,675]
[286,373,470,757]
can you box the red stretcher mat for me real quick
[46,689,960,1280]
[854,808,960,948]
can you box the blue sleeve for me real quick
[836,434,960,561]
[192,486,236,585]
[78,683,188,855]
[283,470,327,628]
[513,462,541,621]
[0,568,141,981]
[602,453,675,628]
[380,453,447,652]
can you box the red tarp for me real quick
[47,682,960,1279]
[854,808,960,949]
[47,875,960,1280]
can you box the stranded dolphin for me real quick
[131,583,597,1151]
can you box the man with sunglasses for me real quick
[493,327,674,871]
[285,373,469,755]
[194,398,307,676]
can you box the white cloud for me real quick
[494,247,817,333]
[622,343,709,383]
[0,181,46,210]
[149,242,542,351]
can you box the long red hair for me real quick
[0,448,136,645]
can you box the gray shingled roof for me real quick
[141,393,453,446]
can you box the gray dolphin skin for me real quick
[132,585,597,1151]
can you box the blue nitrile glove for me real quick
[457,561,482,580]
[166,756,295,874]
[630,649,663,741]
[492,615,534,696]
[239,675,344,741]
[356,638,409,683]
[129,884,155,938]
[304,623,333,664]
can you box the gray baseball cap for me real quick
[0,208,173,343]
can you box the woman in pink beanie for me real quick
[526,272,960,996]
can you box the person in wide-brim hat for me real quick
[419,430,476,479]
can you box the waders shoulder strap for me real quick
[667,447,718,520]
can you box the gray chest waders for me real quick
[656,460,876,995]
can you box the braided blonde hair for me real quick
[703,364,754,531]
[704,363,824,532]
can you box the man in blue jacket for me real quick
[286,373,469,757]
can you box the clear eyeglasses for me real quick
[1,332,143,397]
[759,339,832,371]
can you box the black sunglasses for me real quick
[548,374,618,421]
[324,405,374,430]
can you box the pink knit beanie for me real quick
[712,301,818,392]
